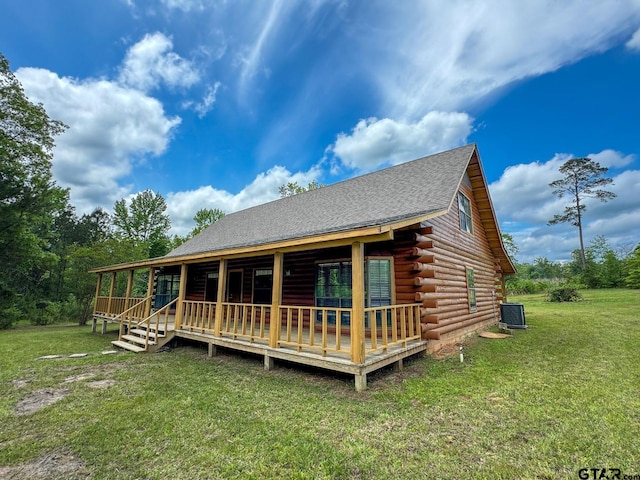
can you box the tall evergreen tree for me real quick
[548,158,616,270]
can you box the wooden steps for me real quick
[111,323,174,353]
[111,340,146,353]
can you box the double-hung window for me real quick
[458,192,473,234]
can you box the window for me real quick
[315,258,393,325]
[155,273,180,309]
[466,267,477,311]
[365,259,392,307]
[458,192,473,234]
[204,272,219,302]
[253,269,273,304]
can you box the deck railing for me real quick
[182,300,216,334]
[132,298,179,350]
[277,306,352,357]
[115,295,153,340]
[220,302,270,343]
[95,296,147,317]
[364,304,422,354]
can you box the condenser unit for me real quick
[500,303,527,329]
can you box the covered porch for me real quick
[92,238,428,391]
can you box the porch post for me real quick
[92,273,103,332]
[213,259,227,337]
[125,269,134,310]
[176,263,188,330]
[106,272,117,316]
[145,267,155,317]
[351,242,365,364]
[269,252,283,350]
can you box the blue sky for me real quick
[1,0,639,263]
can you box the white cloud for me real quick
[16,67,181,214]
[588,149,636,168]
[627,27,640,51]
[328,111,473,171]
[184,82,221,118]
[160,0,204,12]
[491,152,640,262]
[166,165,321,235]
[119,32,200,92]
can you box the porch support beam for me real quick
[92,273,103,333]
[125,269,134,311]
[213,259,227,337]
[176,263,188,330]
[106,272,117,316]
[351,242,365,365]
[269,252,284,349]
[145,267,155,317]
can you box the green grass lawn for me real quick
[1,289,639,479]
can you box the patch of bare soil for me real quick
[87,379,118,389]
[14,388,71,416]
[12,379,29,389]
[0,451,89,479]
[431,343,460,359]
[62,373,96,384]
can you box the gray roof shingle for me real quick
[166,144,476,258]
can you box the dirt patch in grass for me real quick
[0,451,89,479]
[14,388,71,416]
[87,379,118,389]
[11,379,29,389]
[63,373,96,384]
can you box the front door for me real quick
[227,270,243,303]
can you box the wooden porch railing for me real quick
[128,297,179,351]
[364,304,422,354]
[116,295,153,341]
[277,306,352,357]
[182,300,216,334]
[220,302,270,343]
[95,296,146,317]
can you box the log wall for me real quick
[408,180,505,341]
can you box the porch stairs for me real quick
[111,298,177,353]
[112,322,175,353]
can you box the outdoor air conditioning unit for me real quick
[500,303,527,329]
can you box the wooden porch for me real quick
[94,295,426,391]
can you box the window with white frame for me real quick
[458,192,473,234]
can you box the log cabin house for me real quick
[90,143,515,391]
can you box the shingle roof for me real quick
[166,144,477,258]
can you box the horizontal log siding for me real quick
[415,180,503,340]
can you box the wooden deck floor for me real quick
[97,314,427,390]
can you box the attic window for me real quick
[458,192,473,234]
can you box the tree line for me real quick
[1,52,226,328]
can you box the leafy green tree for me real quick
[279,180,324,197]
[0,52,68,327]
[190,207,225,236]
[625,244,640,289]
[113,189,171,257]
[501,232,518,263]
[548,158,616,270]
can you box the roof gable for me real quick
[167,144,477,258]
